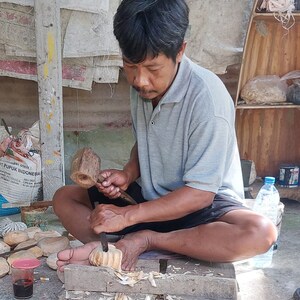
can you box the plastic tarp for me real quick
[0,0,121,90]
[0,0,255,89]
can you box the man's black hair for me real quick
[113,0,189,63]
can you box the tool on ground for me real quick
[70,147,137,205]
[0,243,38,258]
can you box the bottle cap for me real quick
[264,176,275,184]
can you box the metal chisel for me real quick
[99,232,108,252]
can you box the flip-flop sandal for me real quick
[294,288,300,300]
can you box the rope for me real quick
[260,0,296,29]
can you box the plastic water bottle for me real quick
[251,176,280,268]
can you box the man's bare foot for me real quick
[57,230,154,272]
[57,241,100,271]
[115,230,153,271]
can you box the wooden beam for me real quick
[34,0,65,199]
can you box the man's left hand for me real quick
[89,204,132,234]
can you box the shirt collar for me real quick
[159,54,192,105]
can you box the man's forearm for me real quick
[123,142,140,185]
[125,186,215,225]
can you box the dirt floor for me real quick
[0,197,299,299]
[235,198,300,300]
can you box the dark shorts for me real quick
[88,182,248,235]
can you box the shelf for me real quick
[235,4,300,106]
[253,12,300,21]
[236,103,300,109]
[235,0,300,178]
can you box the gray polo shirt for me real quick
[130,55,244,201]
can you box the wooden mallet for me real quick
[70,147,137,205]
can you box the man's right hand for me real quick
[95,169,130,199]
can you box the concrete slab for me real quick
[63,256,237,300]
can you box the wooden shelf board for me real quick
[236,103,300,109]
[253,12,300,21]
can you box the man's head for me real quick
[113,0,189,101]
[113,0,189,64]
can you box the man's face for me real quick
[122,48,185,101]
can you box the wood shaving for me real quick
[114,270,164,288]
[148,272,157,287]
[183,271,192,275]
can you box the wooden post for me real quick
[34,0,65,199]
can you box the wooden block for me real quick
[70,147,137,204]
[70,147,100,189]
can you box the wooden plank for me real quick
[236,104,297,109]
[34,0,65,199]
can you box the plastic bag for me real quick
[240,75,287,104]
[286,81,300,104]
[240,70,300,105]
[281,70,300,104]
[0,121,42,216]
